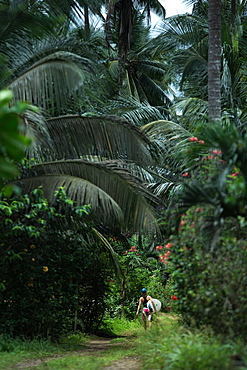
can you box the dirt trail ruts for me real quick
[84,338,140,369]
[9,337,141,369]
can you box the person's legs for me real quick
[144,317,147,329]
[142,313,147,329]
[142,308,149,330]
[148,313,152,328]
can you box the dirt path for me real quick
[102,355,140,370]
[10,337,141,369]
[83,338,140,369]
[88,338,140,370]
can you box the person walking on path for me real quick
[136,288,156,329]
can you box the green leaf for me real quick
[0,158,19,179]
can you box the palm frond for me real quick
[139,0,166,22]
[17,159,161,234]
[141,119,191,145]
[8,52,94,115]
[141,119,193,172]
[44,115,156,166]
[138,73,171,106]
[13,174,124,226]
[0,7,55,44]
[147,181,177,198]
[102,95,164,125]
[21,110,53,160]
[134,60,167,80]
[92,228,122,277]
[150,13,207,56]
[172,98,208,128]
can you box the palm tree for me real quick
[105,0,166,88]
[151,0,247,128]
[14,114,163,235]
[208,0,221,122]
[2,0,206,244]
[98,9,175,125]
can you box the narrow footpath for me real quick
[10,336,141,369]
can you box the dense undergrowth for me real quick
[140,318,247,369]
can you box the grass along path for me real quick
[2,314,177,370]
[3,313,244,369]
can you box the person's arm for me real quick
[136,297,143,315]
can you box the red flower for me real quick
[198,140,205,144]
[212,150,222,155]
[167,306,171,311]
[189,136,198,142]
[182,172,189,177]
[231,172,239,177]
[165,243,173,248]
[171,295,178,300]
[155,245,163,250]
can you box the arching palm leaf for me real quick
[43,115,157,166]
[14,159,161,234]
[96,95,165,125]
[172,98,208,129]
[8,52,94,115]
[141,119,191,159]
[92,228,123,277]
[14,174,124,227]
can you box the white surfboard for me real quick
[148,298,161,313]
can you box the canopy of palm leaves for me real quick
[151,0,247,128]
[0,0,201,240]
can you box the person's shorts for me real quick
[142,308,152,321]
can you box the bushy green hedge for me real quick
[0,188,112,340]
[168,207,247,340]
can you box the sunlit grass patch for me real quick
[98,316,142,337]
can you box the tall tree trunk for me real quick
[118,0,132,90]
[121,277,126,317]
[208,0,221,122]
[231,0,236,27]
[84,5,90,38]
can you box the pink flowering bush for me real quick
[155,242,173,264]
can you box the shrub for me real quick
[168,206,247,341]
[0,188,113,339]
